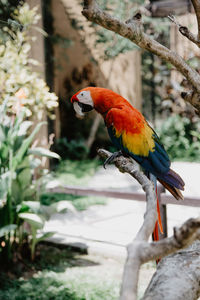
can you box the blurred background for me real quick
[47,0,200,162]
[1,0,199,163]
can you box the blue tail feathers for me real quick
[160,168,185,191]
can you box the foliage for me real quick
[0,3,58,120]
[0,100,59,263]
[157,115,200,161]
[0,244,120,300]
[94,0,142,59]
[56,137,89,160]
[40,192,106,211]
[40,159,106,210]
[94,1,169,60]
[17,201,54,261]
[0,0,25,39]
[54,159,101,185]
[17,198,75,260]
[92,0,171,124]
[142,51,170,123]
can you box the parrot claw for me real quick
[103,151,123,169]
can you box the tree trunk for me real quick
[143,241,200,300]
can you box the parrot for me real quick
[71,87,185,241]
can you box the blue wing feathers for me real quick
[107,126,184,191]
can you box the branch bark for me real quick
[142,241,200,300]
[181,90,200,114]
[98,149,200,300]
[168,14,200,48]
[81,0,200,297]
[191,0,200,40]
[82,0,200,113]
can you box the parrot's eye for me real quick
[76,90,93,109]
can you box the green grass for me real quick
[40,159,107,210]
[55,159,101,186]
[40,193,107,211]
[0,272,119,300]
[0,244,120,300]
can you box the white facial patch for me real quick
[73,102,84,119]
[77,90,93,106]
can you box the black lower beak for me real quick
[78,102,93,113]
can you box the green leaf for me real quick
[22,201,40,213]
[50,200,76,213]
[0,224,17,238]
[0,171,15,201]
[28,147,60,160]
[17,201,40,214]
[18,121,33,136]
[36,231,55,243]
[12,122,46,169]
[16,203,30,213]
[0,125,5,143]
[41,200,76,220]
[0,98,8,123]
[32,25,48,37]
[19,213,44,229]
[30,157,41,169]
[12,110,26,134]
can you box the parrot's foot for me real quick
[103,151,123,169]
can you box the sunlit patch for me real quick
[1,241,5,247]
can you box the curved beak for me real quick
[71,95,94,119]
[71,95,84,118]
[71,94,78,103]
[73,102,85,119]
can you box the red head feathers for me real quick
[71,87,135,115]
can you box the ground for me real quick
[0,243,155,300]
[2,160,200,299]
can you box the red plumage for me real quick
[71,87,185,246]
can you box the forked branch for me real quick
[98,149,200,300]
[168,14,200,48]
[82,1,199,89]
[82,0,200,114]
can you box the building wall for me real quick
[51,0,142,142]
[100,51,141,111]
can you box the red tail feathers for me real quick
[153,189,163,264]
[156,192,163,235]
[153,188,163,241]
[153,220,159,241]
[152,196,163,242]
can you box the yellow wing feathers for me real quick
[120,124,155,156]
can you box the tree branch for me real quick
[82,0,200,104]
[181,90,200,114]
[142,241,200,300]
[191,0,200,40]
[168,14,200,48]
[98,149,157,300]
[97,149,200,300]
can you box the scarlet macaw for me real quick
[71,87,185,240]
